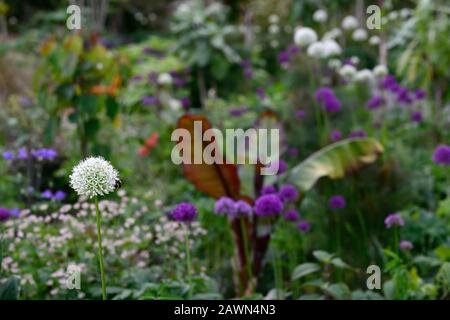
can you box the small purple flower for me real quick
[315,87,334,102]
[277,160,287,174]
[235,200,253,217]
[19,96,33,106]
[17,148,28,160]
[256,87,265,99]
[414,89,426,100]
[180,97,190,109]
[42,190,53,199]
[229,107,246,117]
[411,111,422,123]
[288,44,300,55]
[171,202,197,222]
[53,191,67,201]
[261,185,277,195]
[295,109,306,119]
[329,195,346,209]
[399,240,413,251]
[348,129,367,138]
[2,151,15,160]
[240,59,251,69]
[324,96,342,113]
[32,149,58,160]
[297,220,311,233]
[278,184,299,203]
[366,95,384,109]
[288,147,299,157]
[284,209,300,221]
[174,77,187,87]
[243,68,253,79]
[0,208,11,221]
[432,144,450,165]
[141,96,159,106]
[278,51,290,65]
[330,130,342,142]
[382,75,397,91]
[130,75,143,82]
[214,197,237,216]
[10,208,20,217]
[254,194,284,217]
[384,213,404,228]
[397,87,413,105]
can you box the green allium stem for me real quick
[239,217,253,289]
[185,225,193,299]
[95,196,107,300]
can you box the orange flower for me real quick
[90,75,122,96]
[138,146,149,157]
[144,133,159,148]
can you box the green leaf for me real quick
[0,277,19,300]
[84,118,100,137]
[76,94,102,115]
[322,283,351,300]
[282,138,384,192]
[298,293,325,300]
[291,263,320,280]
[105,96,119,120]
[313,250,334,263]
[331,257,350,269]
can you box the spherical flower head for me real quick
[235,200,253,217]
[339,64,357,81]
[261,185,277,195]
[42,189,53,199]
[369,35,380,45]
[171,202,197,223]
[53,191,67,201]
[214,197,237,216]
[298,220,311,233]
[432,144,450,165]
[278,184,299,203]
[329,195,346,209]
[157,72,173,85]
[284,209,299,222]
[295,109,306,119]
[254,194,284,217]
[313,9,328,23]
[322,39,342,57]
[294,27,318,47]
[69,156,119,198]
[330,130,342,142]
[367,95,384,110]
[384,213,404,228]
[414,89,426,100]
[399,240,413,251]
[411,111,423,123]
[352,28,368,41]
[355,69,373,83]
[307,41,326,58]
[0,208,11,222]
[342,15,358,30]
[3,151,15,160]
[348,129,367,138]
[373,65,388,78]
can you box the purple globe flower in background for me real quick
[287,44,300,55]
[277,159,287,175]
[229,107,247,117]
[348,129,367,138]
[399,240,413,251]
[240,59,251,69]
[278,51,290,65]
[366,95,384,110]
[261,185,277,195]
[10,208,20,217]
[171,202,197,222]
[0,208,11,221]
[235,200,253,217]
[214,197,237,216]
[330,130,342,142]
[295,109,306,119]
[3,151,14,160]
[278,184,299,203]
[414,89,426,100]
[284,209,300,222]
[53,191,67,201]
[382,75,397,91]
[432,144,450,165]
[256,87,265,99]
[324,96,342,113]
[397,87,413,105]
[288,147,299,157]
[329,195,346,209]
[411,111,422,123]
[41,190,53,199]
[32,149,58,160]
[180,97,190,109]
[17,148,28,160]
[297,220,311,233]
[243,68,253,79]
[254,194,284,217]
[141,96,159,106]
[384,213,404,228]
[315,87,334,102]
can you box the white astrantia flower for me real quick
[342,15,358,30]
[352,28,368,41]
[339,64,357,81]
[294,27,318,47]
[369,35,380,45]
[313,9,328,23]
[307,41,326,58]
[70,157,119,198]
[373,65,388,78]
[354,69,374,83]
[157,73,172,85]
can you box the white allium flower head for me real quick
[322,39,342,57]
[157,73,173,85]
[307,41,326,58]
[354,69,374,83]
[268,14,279,24]
[313,9,328,23]
[269,24,280,34]
[369,35,380,45]
[339,64,357,81]
[70,157,119,198]
[342,15,359,30]
[328,58,342,70]
[294,27,318,47]
[323,27,342,40]
[373,65,388,78]
[400,8,411,19]
[352,28,368,41]
[388,11,398,21]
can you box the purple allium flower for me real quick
[10,208,20,217]
[278,184,299,203]
[42,190,53,199]
[399,240,413,251]
[174,77,187,87]
[278,51,290,64]
[366,95,384,109]
[284,209,300,221]
[229,107,246,117]
[382,75,397,90]
[411,111,422,123]
[235,200,253,217]
[297,220,311,233]
[142,47,164,58]
[330,130,342,141]
[53,191,67,201]
[141,96,159,106]
[254,194,284,217]
[348,129,367,138]
[0,208,11,221]
[315,87,334,102]
[261,185,277,195]
[3,151,14,160]
[243,68,253,79]
[432,144,450,165]
[130,75,143,82]
[288,147,299,157]
[171,202,197,222]
[384,213,404,228]
[295,109,306,119]
[148,72,158,84]
[240,59,251,69]
[397,87,413,105]
[414,89,426,100]
[19,96,32,106]
[256,87,265,99]
[324,96,342,112]
[17,148,28,160]
[180,97,190,109]
[329,195,346,209]
[277,159,287,174]
[32,149,58,160]
[288,44,300,55]
[214,197,237,216]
